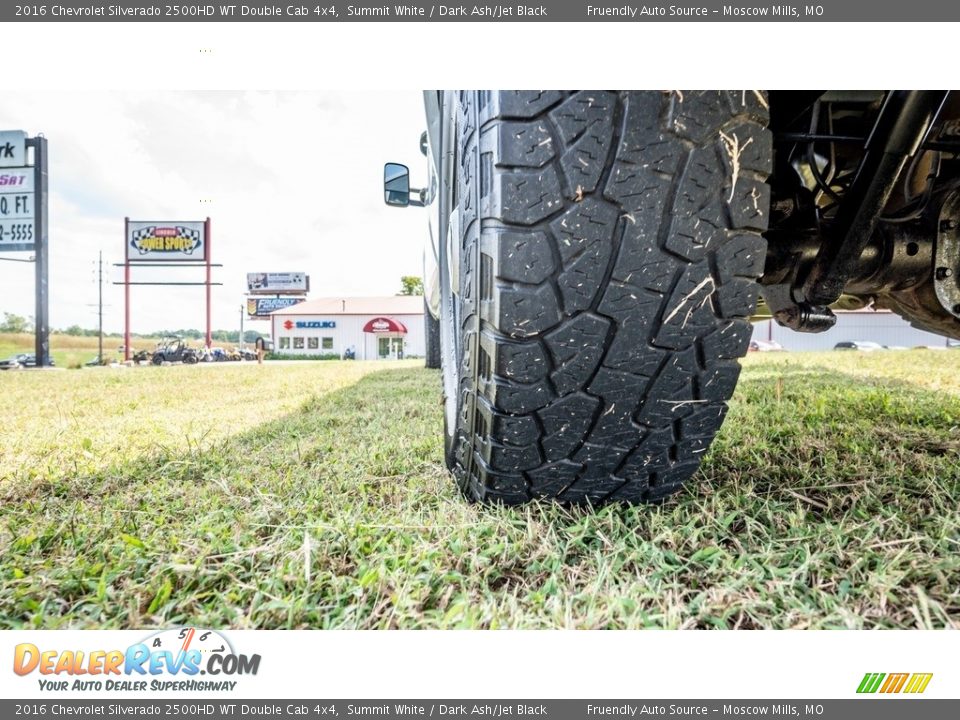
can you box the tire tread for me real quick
[450,91,771,504]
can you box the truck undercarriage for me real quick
[763,90,960,338]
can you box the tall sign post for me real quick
[117,218,220,361]
[29,136,48,367]
[123,217,131,362]
[205,218,212,350]
[0,130,48,367]
[97,250,104,363]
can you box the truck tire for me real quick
[443,90,771,504]
[424,298,441,369]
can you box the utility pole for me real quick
[97,250,104,362]
[87,251,109,363]
[87,250,110,365]
[239,304,244,352]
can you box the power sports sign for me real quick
[126,221,207,261]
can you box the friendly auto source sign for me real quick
[127,221,207,262]
[247,297,304,318]
[0,131,35,252]
[247,272,309,295]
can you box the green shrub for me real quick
[265,352,342,361]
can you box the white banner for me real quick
[0,630,955,700]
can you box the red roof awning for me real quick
[363,316,408,334]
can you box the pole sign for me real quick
[247,272,309,295]
[0,131,35,252]
[119,217,214,361]
[0,130,49,365]
[246,297,304,318]
[126,220,207,261]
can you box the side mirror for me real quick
[384,163,411,207]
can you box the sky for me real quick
[0,91,429,334]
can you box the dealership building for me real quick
[269,296,426,359]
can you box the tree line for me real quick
[1,313,262,343]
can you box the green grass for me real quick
[0,332,161,369]
[1,352,958,629]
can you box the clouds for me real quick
[0,91,429,333]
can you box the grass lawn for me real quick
[1,352,958,629]
[0,332,161,369]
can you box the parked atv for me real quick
[151,336,199,365]
[386,90,960,505]
[131,349,152,365]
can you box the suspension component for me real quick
[762,219,936,327]
[802,91,948,307]
[773,303,837,332]
[934,190,960,319]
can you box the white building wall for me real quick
[271,313,426,359]
[751,311,950,351]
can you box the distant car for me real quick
[834,341,884,351]
[749,340,786,352]
[0,353,55,369]
[0,355,22,370]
